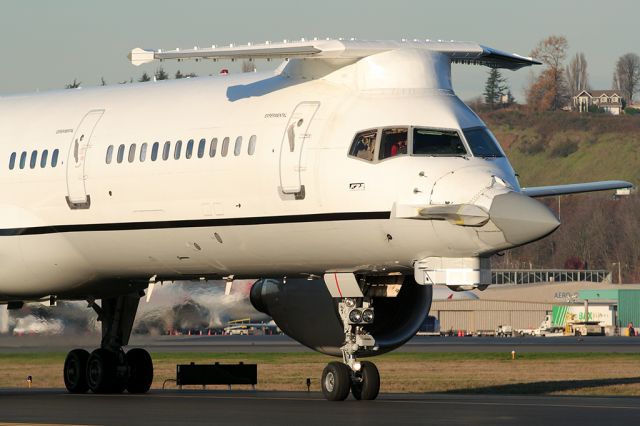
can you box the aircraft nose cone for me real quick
[489,192,560,246]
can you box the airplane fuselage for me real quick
[1,63,523,299]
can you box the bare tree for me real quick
[565,52,589,97]
[613,53,640,104]
[526,35,570,111]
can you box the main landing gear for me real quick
[321,297,380,401]
[63,292,153,394]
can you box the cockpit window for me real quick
[348,129,378,161]
[412,128,467,156]
[463,127,503,157]
[379,128,408,160]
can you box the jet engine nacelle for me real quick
[250,276,432,356]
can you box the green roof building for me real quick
[579,289,640,328]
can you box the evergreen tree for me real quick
[175,70,197,79]
[65,79,81,89]
[155,67,169,80]
[138,72,151,82]
[483,68,508,108]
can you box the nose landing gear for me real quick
[320,297,381,401]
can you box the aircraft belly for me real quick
[2,217,428,295]
[0,234,93,298]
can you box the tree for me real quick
[565,52,589,96]
[138,72,151,82]
[65,79,81,89]
[526,35,570,111]
[155,67,169,80]
[613,53,640,103]
[483,68,508,108]
[175,70,197,79]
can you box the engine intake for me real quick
[250,276,432,357]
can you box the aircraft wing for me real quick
[129,39,540,70]
[521,180,633,198]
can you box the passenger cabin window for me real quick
[30,151,37,169]
[174,140,182,160]
[379,128,408,160]
[40,150,48,168]
[186,139,194,159]
[462,127,504,158]
[140,143,148,162]
[348,129,378,161]
[162,142,171,160]
[234,136,242,156]
[209,138,218,157]
[128,144,136,163]
[412,128,467,156]
[221,137,229,157]
[106,145,114,164]
[151,142,159,161]
[9,152,16,170]
[248,135,256,155]
[117,145,125,163]
[51,149,59,167]
[19,152,27,169]
[197,138,206,158]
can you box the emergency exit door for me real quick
[279,102,320,195]
[65,109,104,209]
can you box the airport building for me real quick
[429,281,640,335]
[579,289,640,330]
[431,299,550,334]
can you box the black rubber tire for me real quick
[351,361,380,401]
[321,362,351,401]
[86,348,118,393]
[126,348,154,394]
[63,349,90,394]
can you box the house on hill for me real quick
[573,90,624,115]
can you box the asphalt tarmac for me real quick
[0,336,638,425]
[1,334,639,353]
[0,389,637,425]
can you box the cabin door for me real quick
[279,102,320,196]
[65,109,105,209]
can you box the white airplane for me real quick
[0,38,632,401]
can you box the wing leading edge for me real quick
[521,180,633,198]
[129,39,540,70]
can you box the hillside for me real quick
[476,109,640,282]
[479,109,640,187]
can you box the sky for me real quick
[1,0,638,101]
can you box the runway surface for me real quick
[1,334,639,353]
[0,389,637,425]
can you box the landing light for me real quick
[362,309,374,323]
[349,309,363,324]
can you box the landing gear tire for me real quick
[351,361,380,401]
[126,348,153,393]
[63,349,90,394]
[86,348,120,393]
[322,362,351,401]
